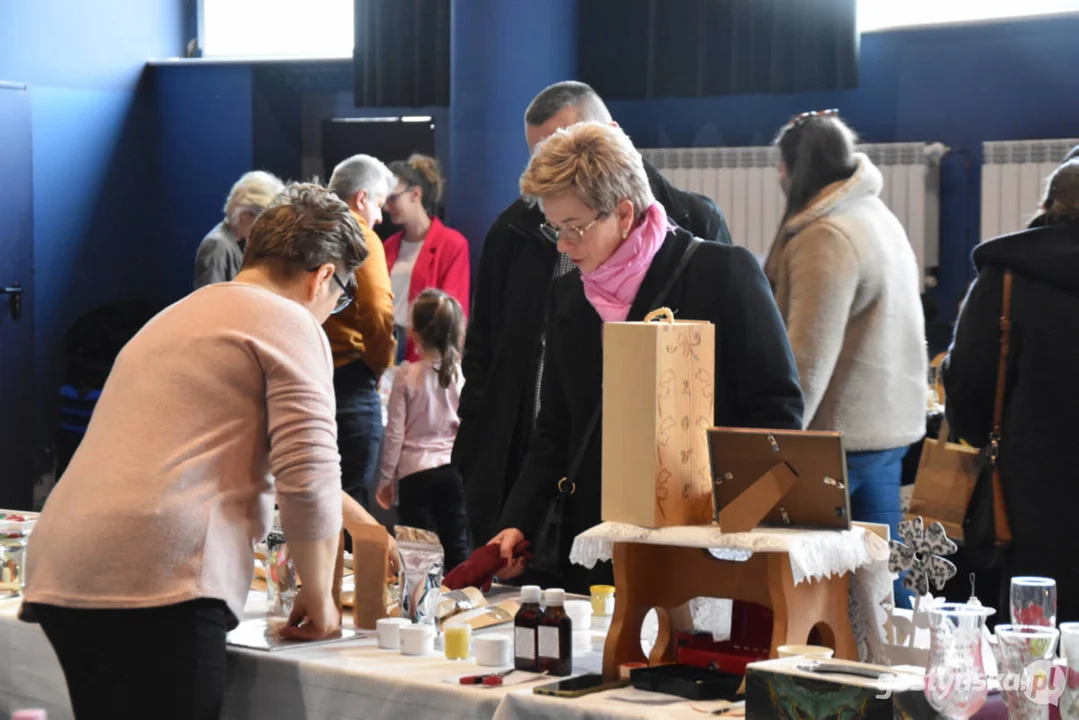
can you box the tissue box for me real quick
[745,656,936,719]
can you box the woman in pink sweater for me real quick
[21,184,379,720]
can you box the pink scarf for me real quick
[581,202,671,322]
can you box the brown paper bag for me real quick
[332,531,345,613]
[907,419,979,539]
[602,311,716,528]
[349,523,390,630]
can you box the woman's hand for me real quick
[487,528,526,580]
[280,585,341,641]
[376,482,396,511]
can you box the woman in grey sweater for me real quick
[764,112,927,600]
[193,170,284,289]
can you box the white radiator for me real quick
[639,143,946,289]
[981,139,1079,240]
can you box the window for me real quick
[200,0,353,58]
[859,0,1079,33]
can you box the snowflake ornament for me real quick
[888,516,958,596]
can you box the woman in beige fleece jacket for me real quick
[764,113,927,599]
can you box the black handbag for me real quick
[962,270,1014,569]
[530,238,705,577]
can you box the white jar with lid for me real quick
[565,600,593,656]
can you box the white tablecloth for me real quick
[0,593,737,720]
[570,522,890,586]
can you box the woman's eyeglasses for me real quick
[789,109,839,127]
[309,267,354,314]
[539,215,604,246]
[330,273,353,314]
[384,184,415,205]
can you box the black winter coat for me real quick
[943,220,1079,621]
[453,162,732,544]
[497,228,804,592]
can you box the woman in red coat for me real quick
[385,154,471,363]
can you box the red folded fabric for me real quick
[444,541,532,592]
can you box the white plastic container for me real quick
[475,634,513,667]
[376,617,413,650]
[565,600,592,628]
[399,624,436,656]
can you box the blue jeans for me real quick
[334,360,383,510]
[847,447,914,608]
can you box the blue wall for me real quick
[155,63,255,302]
[608,14,1079,335]
[0,0,184,479]
[448,0,578,269]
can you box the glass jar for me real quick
[924,602,996,720]
[0,530,28,599]
[994,624,1061,720]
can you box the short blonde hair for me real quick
[519,122,654,219]
[224,171,285,226]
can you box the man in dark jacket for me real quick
[453,81,733,544]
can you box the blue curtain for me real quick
[578,0,859,99]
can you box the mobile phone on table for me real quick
[533,674,628,698]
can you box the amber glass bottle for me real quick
[538,588,572,676]
[514,585,543,671]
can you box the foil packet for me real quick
[437,586,488,622]
[442,600,520,630]
[395,526,444,626]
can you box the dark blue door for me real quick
[0,82,35,509]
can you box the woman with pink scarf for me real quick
[488,123,804,592]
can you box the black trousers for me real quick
[31,599,231,720]
[397,464,472,572]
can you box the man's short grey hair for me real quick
[524,81,612,127]
[224,171,285,227]
[328,154,394,205]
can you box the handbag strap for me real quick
[987,270,1015,543]
[990,271,1014,448]
[561,237,706,494]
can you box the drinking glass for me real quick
[265,530,297,617]
[1011,577,1057,627]
[994,624,1061,720]
[444,624,472,661]
[1058,623,1079,719]
[924,602,996,719]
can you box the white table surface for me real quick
[0,591,742,720]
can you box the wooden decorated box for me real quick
[601,315,715,528]
[745,656,939,719]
